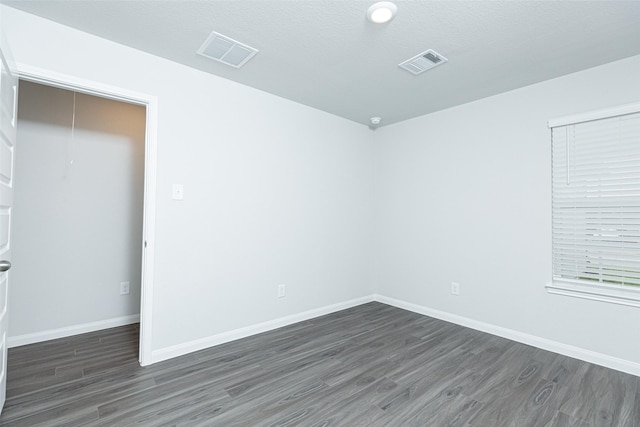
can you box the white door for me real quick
[0,27,18,414]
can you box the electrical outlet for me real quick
[451,282,460,296]
[278,284,286,298]
[120,282,131,295]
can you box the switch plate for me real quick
[120,282,131,295]
[172,184,184,200]
[278,284,286,298]
[451,282,460,296]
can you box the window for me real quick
[547,103,640,307]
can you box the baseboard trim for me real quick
[151,293,640,376]
[151,296,375,364]
[8,314,141,348]
[373,294,640,377]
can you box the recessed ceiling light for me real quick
[367,2,397,24]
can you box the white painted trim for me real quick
[151,296,374,364]
[151,292,639,376]
[546,280,640,308]
[372,294,640,377]
[548,101,640,128]
[139,96,157,367]
[16,64,151,107]
[8,315,140,348]
[13,63,157,366]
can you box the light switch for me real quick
[172,184,184,200]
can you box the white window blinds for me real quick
[551,110,640,290]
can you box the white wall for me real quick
[372,54,640,366]
[1,6,374,353]
[10,81,145,338]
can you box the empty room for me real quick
[0,1,638,426]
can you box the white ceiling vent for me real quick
[399,49,448,75]
[197,31,258,68]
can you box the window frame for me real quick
[547,102,640,308]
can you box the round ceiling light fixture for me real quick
[370,117,382,126]
[367,2,397,24]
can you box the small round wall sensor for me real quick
[370,117,382,125]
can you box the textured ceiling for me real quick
[4,1,640,127]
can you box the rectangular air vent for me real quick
[399,49,448,75]
[197,31,258,68]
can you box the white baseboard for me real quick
[8,314,141,348]
[151,293,640,377]
[151,296,375,364]
[372,294,640,377]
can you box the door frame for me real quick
[15,63,157,366]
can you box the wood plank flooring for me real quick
[0,302,637,426]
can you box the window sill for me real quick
[546,280,640,308]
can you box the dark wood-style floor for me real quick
[0,302,637,426]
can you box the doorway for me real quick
[10,80,144,351]
[11,67,157,366]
